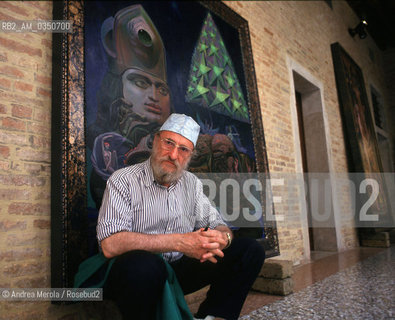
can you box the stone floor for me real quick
[238,246,395,320]
[72,246,394,319]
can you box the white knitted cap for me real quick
[159,113,200,146]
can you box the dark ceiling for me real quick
[346,0,395,50]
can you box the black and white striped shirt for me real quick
[97,158,225,261]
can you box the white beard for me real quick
[150,146,190,185]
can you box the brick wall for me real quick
[0,1,392,318]
[0,1,54,318]
[226,1,391,262]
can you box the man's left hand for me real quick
[199,228,228,263]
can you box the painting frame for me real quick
[331,42,382,174]
[331,42,393,233]
[51,0,279,289]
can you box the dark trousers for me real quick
[103,237,265,320]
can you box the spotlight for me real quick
[348,20,368,39]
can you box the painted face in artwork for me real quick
[122,68,171,125]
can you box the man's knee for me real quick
[246,237,265,263]
[107,250,168,293]
[231,237,265,268]
[104,251,167,319]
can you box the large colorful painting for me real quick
[331,42,392,231]
[51,1,278,288]
[331,43,382,173]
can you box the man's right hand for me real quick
[177,229,225,263]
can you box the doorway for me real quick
[293,71,338,253]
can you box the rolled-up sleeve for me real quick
[96,173,132,244]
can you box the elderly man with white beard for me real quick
[95,113,265,320]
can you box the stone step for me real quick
[361,231,390,248]
[252,277,294,296]
[258,259,293,279]
[253,259,294,296]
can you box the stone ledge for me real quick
[252,277,294,296]
[258,259,293,279]
[253,259,294,296]
[361,232,390,248]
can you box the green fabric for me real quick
[73,252,116,289]
[158,260,194,320]
[73,253,193,320]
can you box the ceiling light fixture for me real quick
[349,20,368,39]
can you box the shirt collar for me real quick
[142,158,156,187]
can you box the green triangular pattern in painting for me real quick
[185,13,249,123]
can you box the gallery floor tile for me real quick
[239,246,394,319]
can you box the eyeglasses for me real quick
[159,137,193,157]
